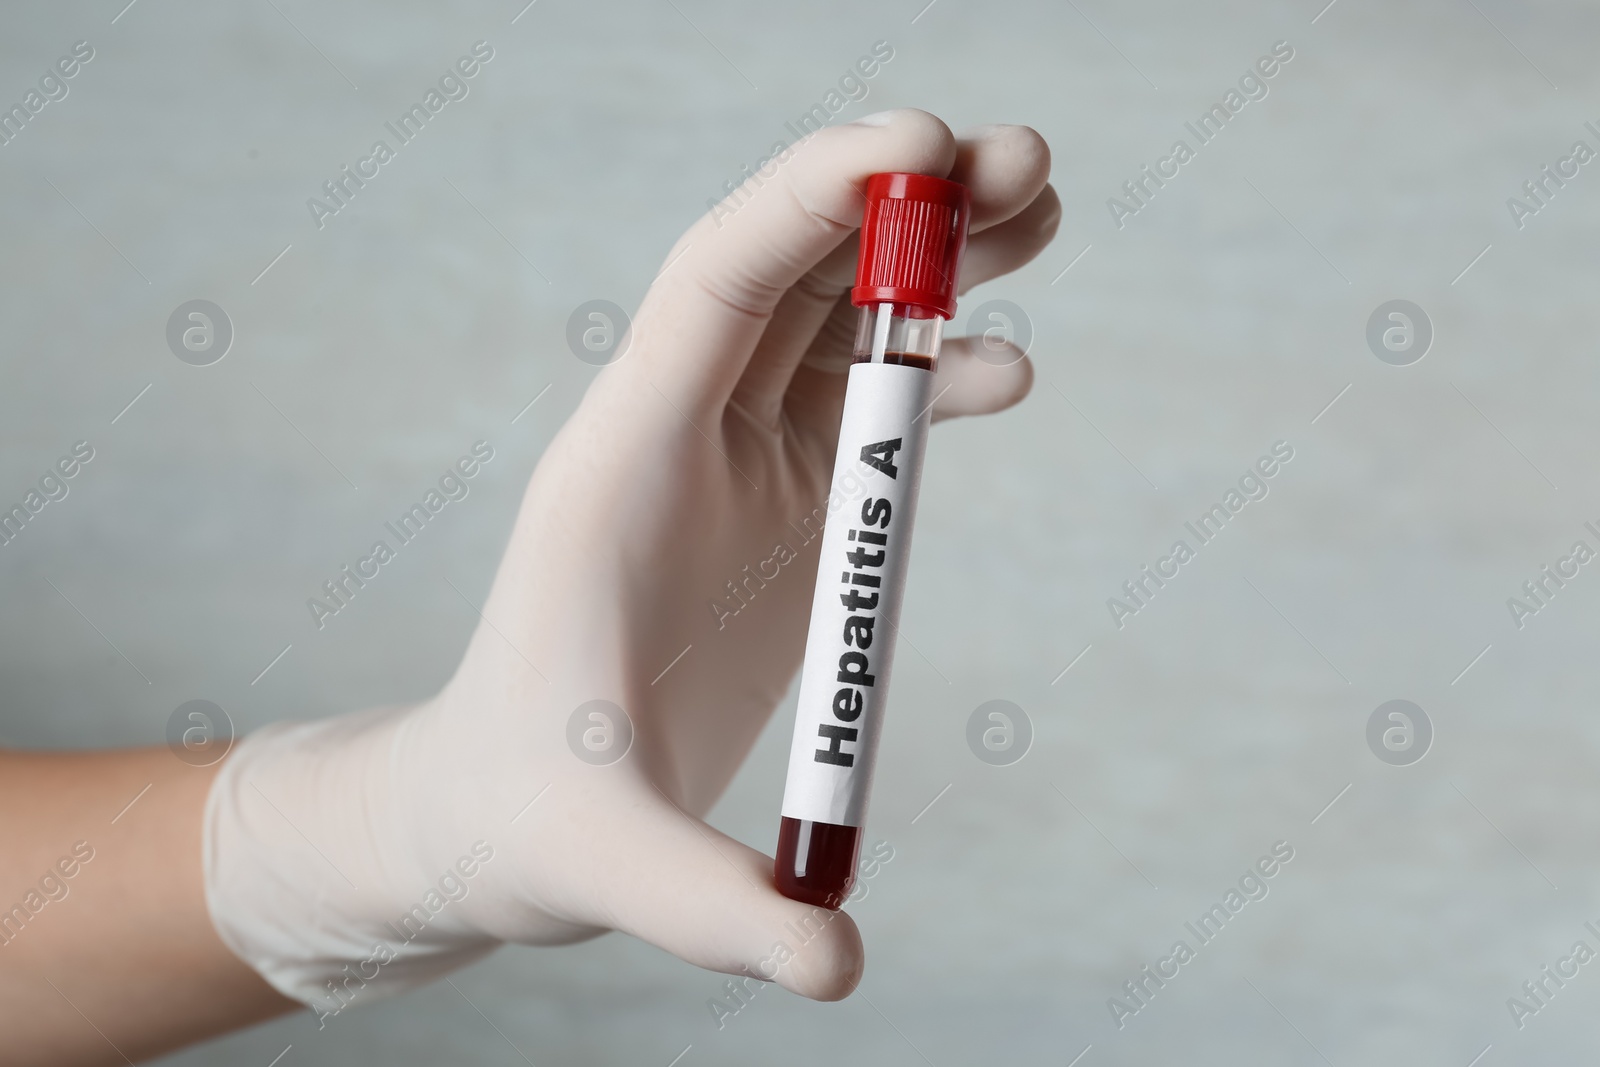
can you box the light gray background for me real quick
[3,0,1598,1063]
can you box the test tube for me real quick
[775,172,971,909]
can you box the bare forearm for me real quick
[0,748,295,1066]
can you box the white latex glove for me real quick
[205,109,1059,1014]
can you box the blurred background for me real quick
[4,0,1600,1063]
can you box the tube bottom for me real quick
[775,816,861,910]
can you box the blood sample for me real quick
[775,172,971,909]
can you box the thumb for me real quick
[931,338,1035,422]
[595,792,864,1001]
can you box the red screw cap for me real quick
[851,172,971,320]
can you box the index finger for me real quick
[627,109,958,417]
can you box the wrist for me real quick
[202,706,498,1020]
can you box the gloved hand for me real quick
[204,109,1059,1015]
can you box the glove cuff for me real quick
[202,708,500,1022]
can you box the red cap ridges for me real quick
[851,172,971,320]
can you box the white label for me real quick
[780,361,933,827]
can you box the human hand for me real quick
[205,109,1059,1013]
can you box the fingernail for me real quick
[851,110,896,127]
